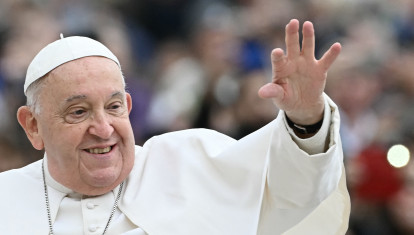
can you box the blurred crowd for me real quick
[0,0,414,234]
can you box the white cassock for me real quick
[0,94,350,235]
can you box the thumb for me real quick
[258,83,284,103]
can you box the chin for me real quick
[83,158,133,195]
[92,173,120,187]
[81,167,120,188]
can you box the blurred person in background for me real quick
[234,70,278,139]
[0,3,62,164]
[145,40,206,136]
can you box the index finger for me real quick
[271,48,287,80]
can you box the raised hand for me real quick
[258,19,341,125]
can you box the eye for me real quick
[64,107,89,124]
[107,101,126,116]
[109,103,121,110]
[72,109,86,116]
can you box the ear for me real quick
[126,92,133,115]
[17,106,44,150]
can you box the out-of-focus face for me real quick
[32,56,135,195]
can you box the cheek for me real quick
[42,123,86,151]
[121,122,136,147]
[116,120,135,156]
[115,116,134,138]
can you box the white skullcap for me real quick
[24,34,120,95]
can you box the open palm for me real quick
[258,19,341,125]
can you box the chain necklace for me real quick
[42,159,124,235]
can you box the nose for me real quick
[88,111,114,139]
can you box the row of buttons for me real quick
[82,191,115,234]
[85,202,97,232]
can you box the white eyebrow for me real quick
[65,94,87,103]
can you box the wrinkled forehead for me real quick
[49,56,121,77]
[45,56,124,92]
[24,35,120,95]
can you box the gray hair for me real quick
[25,74,47,115]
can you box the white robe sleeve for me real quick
[285,94,332,155]
[257,94,350,235]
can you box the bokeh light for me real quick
[387,144,410,168]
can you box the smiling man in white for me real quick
[0,19,350,235]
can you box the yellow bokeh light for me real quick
[387,144,410,168]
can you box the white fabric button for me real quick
[88,224,98,232]
[86,202,95,209]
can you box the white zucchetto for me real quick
[24,35,120,95]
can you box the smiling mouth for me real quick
[86,146,112,154]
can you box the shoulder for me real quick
[0,160,49,233]
[155,128,232,140]
[0,159,43,192]
[144,128,236,156]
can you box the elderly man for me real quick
[0,19,349,234]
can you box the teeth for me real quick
[87,146,111,154]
